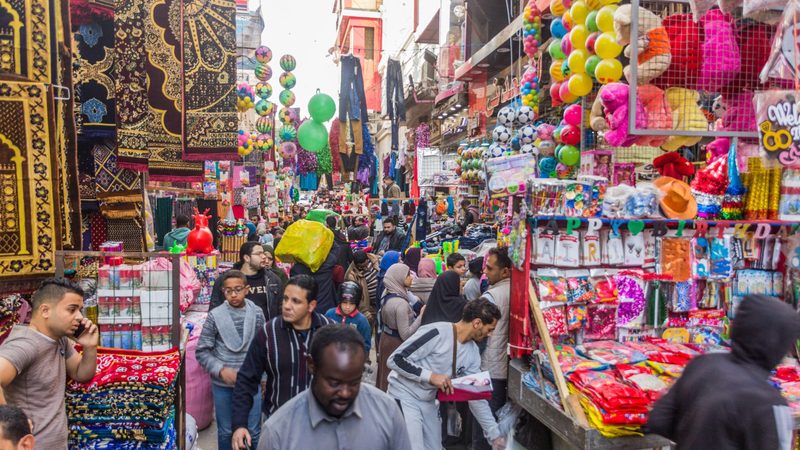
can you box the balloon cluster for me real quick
[277,54,298,145]
[547,0,622,105]
[236,83,255,112]
[297,90,336,153]
[238,130,254,157]
[520,0,541,114]
[455,142,486,182]
[553,104,582,166]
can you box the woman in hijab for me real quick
[377,264,423,391]
[376,250,401,300]
[262,245,288,287]
[409,258,437,304]
[403,247,422,275]
[420,270,467,325]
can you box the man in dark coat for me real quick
[647,294,800,450]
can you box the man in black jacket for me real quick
[210,242,284,320]
[326,215,353,269]
[648,294,800,450]
[371,217,405,256]
[290,250,339,314]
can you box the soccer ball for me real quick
[497,107,516,126]
[520,144,536,154]
[516,106,535,125]
[520,125,537,144]
[492,125,511,143]
[481,146,491,159]
[489,143,504,158]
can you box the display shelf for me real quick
[527,216,799,228]
[508,359,673,450]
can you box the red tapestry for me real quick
[68,348,180,391]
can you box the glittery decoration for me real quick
[745,157,769,220]
[316,145,332,175]
[567,276,596,303]
[541,306,568,336]
[587,305,617,340]
[691,156,728,219]
[415,123,430,149]
[768,167,782,220]
[567,305,587,330]
[615,276,645,327]
[721,141,745,220]
[296,149,317,175]
[673,281,694,312]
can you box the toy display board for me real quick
[519,217,800,438]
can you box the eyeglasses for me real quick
[250,251,265,257]
[222,287,248,295]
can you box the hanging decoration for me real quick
[521,0,542,114]
[298,90,335,153]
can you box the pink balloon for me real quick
[561,33,573,55]
[550,82,563,106]
[564,104,582,127]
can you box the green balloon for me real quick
[548,39,566,60]
[308,92,336,122]
[586,11,599,32]
[297,120,328,152]
[585,55,601,77]
[559,145,580,166]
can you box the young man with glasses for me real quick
[196,270,266,450]
[211,242,284,320]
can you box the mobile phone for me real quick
[74,323,87,338]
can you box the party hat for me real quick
[721,140,745,220]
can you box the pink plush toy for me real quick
[705,137,730,163]
[720,92,756,133]
[698,9,740,93]
[636,85,672,147]
[597,82,648,147]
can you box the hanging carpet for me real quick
[73,17,116,138]
[182,0,238,161]
[93,141,142,202]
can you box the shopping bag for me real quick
[275,219,334,272]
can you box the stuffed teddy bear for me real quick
[592,82,648,147]
[661,87,708,152]
[652,14,702,90]
[698,9,740,93]
[614,5,672,84]
[636,85,672,147]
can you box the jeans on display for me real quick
[212,384,262,450]
[471,379,508,450]
[339,55,368,156]
[386,59,406,151]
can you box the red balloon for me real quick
[560,124,581,145]
[550,82,563,106]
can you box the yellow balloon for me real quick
[595,58,623,84]
[595,32,622,59]
[568,72,593,97]
[567,49,588,74]
[551,0,566,16]
[596,5,617,33]
[570,1,589,25]
[549,60,567,82]
[570,24,588,50]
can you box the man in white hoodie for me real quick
[386,299,506,450]
[474,247,513,450]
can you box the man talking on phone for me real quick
[0,278,99,449]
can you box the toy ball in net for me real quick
[279,72,297,89]
[254,134,274,151]
[254,63,272,81]
[280,141,297,158]
[255,46,273,64]
[278,124,297,141]
[278,107,295,124]
[279,55,297,71]
[255,99,275,117]
[497,107,516,126]
[279,90,296,107]
[255,82,273,99]
[492,125,511,143]
[256,117,274,134]
[516,106,535,125]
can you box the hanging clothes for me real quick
[386,59,406,151]
[339,54,368,173]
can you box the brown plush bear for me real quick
[614,5,672,84]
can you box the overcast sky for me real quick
[257,0,340,120]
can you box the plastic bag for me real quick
[275,219,334,272]
[760,2,800,83]
[495,402,522,447]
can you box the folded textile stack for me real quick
[67,348,180,450]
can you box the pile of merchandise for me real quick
[66,348,180,449]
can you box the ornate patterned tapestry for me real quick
[0,82,58,277]
[114,0,151,171]
[93,141,142,202]
[73,18,116,137]
[182,0,238,161]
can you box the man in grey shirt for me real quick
[387,299,506,450]
[258,325,410,450]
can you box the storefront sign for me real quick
[755,90,800,167]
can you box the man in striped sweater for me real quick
[231,275,334,450]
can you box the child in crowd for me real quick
[196,270,266,450]
[446,252,468,276]
[463,256,484,301]
[325,281,372,354]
